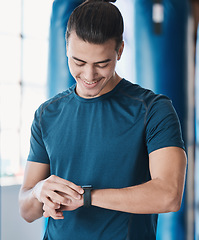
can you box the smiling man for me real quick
[19,1,187,240]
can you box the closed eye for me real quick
[73,59,85,67]
[75,62,85,67]
[95,64,109,68]
[74,62,108,68]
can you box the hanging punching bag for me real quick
[44,0,82,231]
[47,0,83,98]
[134,0,189,239]
[195,24,199,240]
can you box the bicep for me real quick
[149,147,187,191]
[21,161,50,190]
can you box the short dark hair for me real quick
[66,0,124,52]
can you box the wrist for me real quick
[32,181,44,202]
[90,189,100,207]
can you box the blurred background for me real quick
[0,0,199,239]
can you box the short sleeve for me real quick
[27,105,50,164]
[145,96,185,154]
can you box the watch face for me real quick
[82,185,92,189]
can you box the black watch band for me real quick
[82,185,93,208]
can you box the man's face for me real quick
[67,32,123,98]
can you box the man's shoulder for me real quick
[36,85,75,116]
[119,79,170,109]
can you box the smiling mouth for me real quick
[83,78,102,85]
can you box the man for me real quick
[19,0,187,239]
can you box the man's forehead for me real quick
[67,34,117,63]
[67,32,117,50]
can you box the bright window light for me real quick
[0,0,52,181]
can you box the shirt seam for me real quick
[38,91,74,127]
[143,94,165,127]
[119,89,148,111]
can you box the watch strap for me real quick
[82,185,93,208]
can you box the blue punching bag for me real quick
[195,24,199,240]
[47,0,83,98]
[44,0,82,231]
[134,0,189,239]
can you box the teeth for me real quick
[84,80,98,85]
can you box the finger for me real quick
[45,182,82,200]
[64,181,84,195]
[49,175,84,194]
[49,191,72,205]
[43,205,64,220]
[43,211,50,218]
[43,210,64,220]
[57,192,83,206]
[42,196,62,209]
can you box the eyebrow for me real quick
[72,56,111,64]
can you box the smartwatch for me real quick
[82,185,93,208]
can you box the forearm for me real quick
[91,179,182,214]
[19,187,43,223]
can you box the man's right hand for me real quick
[32,175,84,217]
[19,162,84,223]
[42,190,84,219]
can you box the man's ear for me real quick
[66,44,68,57]
[117,41,124,60]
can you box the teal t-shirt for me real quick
[28,79,185,240]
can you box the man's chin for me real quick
[76,82,105,99]
[79,91,101,99]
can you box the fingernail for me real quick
[80,189,84,194]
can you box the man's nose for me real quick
[83,65,98,81]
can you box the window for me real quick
[0,0,52,184]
